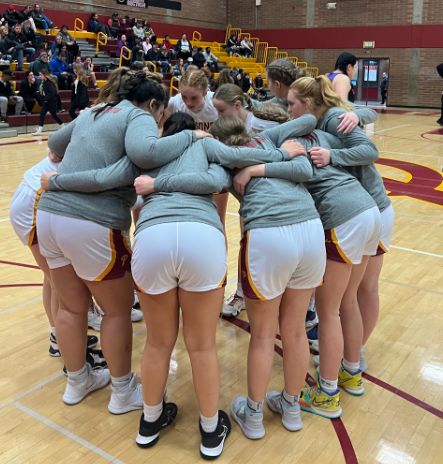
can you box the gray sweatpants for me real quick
[0,96,24,116]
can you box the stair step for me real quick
[0,127,18,138]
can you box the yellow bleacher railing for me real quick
[192,31,201,42]
[171,76,180,96]
[297,61,308,69]
[287,56,299,65]
[95,32,107,57]
[119,47,131,67]
[145,61,157,72]
[73,18,84,41]
[307,67,319,77]
[250,38,259,59]
[256,42,268,64]
[277,51,288,59]
[266,47,278,66]
[225,24,231,44]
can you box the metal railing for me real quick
[256,42,269,65]
[276,51,288,59]
[73,18,83,40]
[297,61,308,69]
[250,38,259,59]
[306,67,319,78]
[266,47,278,66]
[287,56,299,65]
[170,76,180,96]
[95,32,107,57]
[119,47,131,67]
[192,30,201,42]
[145,61,157,72]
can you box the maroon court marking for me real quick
[222,316,359,464]
[0,260,40,270]
[420,127,443,141]
[0,284,43,288]
[0,138,49,147]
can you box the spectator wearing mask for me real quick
[240,36,253,58]
[0,69,24,122]
[3,5,19,28]
[89,13,111,37]
[193,47,206,69]
[172,58,185,78]
[203,47,219,72]
[132,22,145,41]
[176,33,192,61]
[69,64,89,119]
[253,73,267,100]
[108,13,119,39]
[56,25,79,59]
[130,40,144,68]
[31,4,55,34]
[18,70,42,112]
[163,35,175,57]
[8,23,35,63]
[83,56,98,89]
[50,52,72,90]
[142,36,152,56]
[32,69,63,135]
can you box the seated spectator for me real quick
[142,36,152,56]
[118,18,132,39]
[57,25,79,59]
[116,34,129,59]
[253,73,267,100]
[50,52,72,90]
[144,23,155,40]
[108,13,119,39]
[89,13,111,37]
[1,29,25,70]
[125,15,135,27]
[132,21,145,41]
[163,35,175,57]
[192,47,206,69]
[18,70,42,112]
[130,40,144,69]
[234,71,244,88]
[176,33,192,60]
[18,6,37,32]
[212,68,234,90]
[172,58,185,78]
[242,72,253,92]
[50,34,63,58]
[69,55,82,75]
[159,44,172,71]
[31,4,55,34]
[241,36,253,58]
[69,64,89,119]
[9,24,35,62]
[22,20,37,51]
[3,5,19,28]
[58,43,73,65]
[146,43,170,73]
[0,14,5,29]
[0,25,8,39]
[32,52,51,81]
[225,33,240,56]
[203,46,219,72]
[0,70,24,122]
[184,57,193,71]
[83,56,98,89]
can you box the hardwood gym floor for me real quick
[0,108,442,463]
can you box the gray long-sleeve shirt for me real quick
[319,107,391,213]
[40,100,197,231]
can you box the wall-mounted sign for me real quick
[363,41,375,48]
[116,0,182,11]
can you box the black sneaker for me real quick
[0,116,6,123]
[49,333,61,357]
[305,310,318,329]
[307,325,318,343]
[437,119,443,127]
[200,410,231,460]
[87,335,99,349]
[63,348,108,375]
[136,402,178,448]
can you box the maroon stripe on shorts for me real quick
[239,233,260,300]
[324,229,347,264]
[101,230,132,281]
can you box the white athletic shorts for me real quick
[10,184,43,246]
[376,204,395,255]
[240,219,326,301]
[132,222,227,295]
[36,210,132,281]
[324,206,382,265]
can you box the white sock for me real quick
[68,363,89,383]
[51,327,56,337]
[143,401,163,423]
[307,295,316,313]
[200,412,218,433]
[236,281,244,298]
[111,373,132,392]
[360,345,365,356]
[342,358,360,374]
[246,396,263,413]
[282,389,298,406]
[319,375,338,394]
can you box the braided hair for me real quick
[265,59,308,87]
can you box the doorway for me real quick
[353,58,390,106]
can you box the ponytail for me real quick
[93,67,130,105]
[265,59,308,87]
[289,76,354,113]
[40,69,59,94]
[251,102,292,124]
[209,115,252,146]
[213,83,252,110]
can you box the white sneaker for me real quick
[88,302,103,331]
[266,391,303,432]
[311,339,319,352]
[32,126,43,136]
[63,365,110,405]
[108,372,143,414]
[230,396,265,440]
[313,355,320,367]
[222,293,245,317]
[131,308,143,322]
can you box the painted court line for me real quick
[15,371,64,400]
[380,278,443,297]
[0,297,42,316]
[0,259,40,270]
[0,218,10,223]
[14,403,127,464]
[372,124,411,134]
[390,245,443,259]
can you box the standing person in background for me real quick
[19,70,42,113]
[0,70,25,123]
[32,69,64,135]
[57,26,79,59]
[437,63,443,126]
[176,33,192,61]
[380,72,388,105]
[69,64,89,120]
[31,4,55,34]
[327,53,358,101]
[203,47,219,73]
[89,13,111,37]
[108,13,119,39]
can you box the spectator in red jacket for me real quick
[163,34,175,57]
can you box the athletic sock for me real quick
[342,358,360,374]
[360,345,365,356]
[307,295,316,313]
[51,327,56,337]
[282,389,298,407]
[143,401,163,423]
[67,363,88,383]
[246,396,263,413]
[111,373,132,392]
[236,281,244,298]
[50,327,58,349]
[319,375,338,394]
[200,412,218,433]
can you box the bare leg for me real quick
[180,288,225,417]
[138,289,180,406]
[315,260,352,381]
[89,72,97,86]
[245,296,281,403]
[358,255,384,345]
[340,256,369,363]
[279,288,314,396]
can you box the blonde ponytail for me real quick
[251,102,292,124]
[289,76,354,113]
[209,115,252,146]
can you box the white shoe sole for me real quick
[266,394,303,432]
[136,432,159,447]
[63,370,110,405]
[108,399,143,415]
[200,435,227,459]
[230,407,265,440]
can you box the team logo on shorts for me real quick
[121,254,129,267]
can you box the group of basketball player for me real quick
[9,52,394,460]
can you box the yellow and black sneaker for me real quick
[299,383,342,419]
[338,363,365,396]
